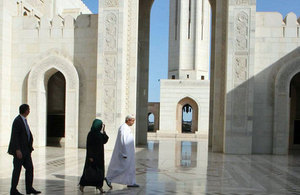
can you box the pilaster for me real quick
[224,0,256,154]
[97,0,139,149]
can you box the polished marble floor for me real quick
[0,139,300,195]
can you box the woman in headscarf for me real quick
[79,119,109,193]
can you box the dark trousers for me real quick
[10,154,33,193]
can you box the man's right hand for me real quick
[16,150,22,159]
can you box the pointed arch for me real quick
[274,56,300,154]
[176,97,199,133]
[148,112,155,132]
[27,53,79,148]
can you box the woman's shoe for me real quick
[96,186,105,193]
[127,183,140,187]
[104,177,112,189]
[79,185,84,192]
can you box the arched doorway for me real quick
[289,72,300,150]
[274,56,300,154]
[27,53,79,148]
[46,71,66,147]
[148,113,155,132]
[182,104,193,133]
[177,97,199,133]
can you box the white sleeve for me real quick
[120,128,128,158]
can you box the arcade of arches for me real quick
[0,0,300,156]
[145,0,300,155]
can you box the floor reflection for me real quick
[178,141,197,168]
[0,139,300,194]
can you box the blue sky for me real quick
[82,0,300,102]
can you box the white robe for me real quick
[106,123,136,185]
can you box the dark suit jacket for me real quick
[8,115,34,156]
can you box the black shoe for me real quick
[104,177,112,189]
[26,188,41,194]
[96,186,105,193]
[127,184,139,187]
[79,185,84,192]
[11,190,24,195]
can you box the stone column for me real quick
[0,0,15,146]
[208,0,216,148]
[224,0,256,154]
[97,0,139,149]
[210,0,228,152]
[136,0,154,145]
[209,0,255,154]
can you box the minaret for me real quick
[168,0,210,80]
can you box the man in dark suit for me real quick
[8,104,41,195]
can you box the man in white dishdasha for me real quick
[104,115,139,188]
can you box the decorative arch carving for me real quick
[27,51,79,148]
[274,56,300,154]
[105,0,119,7]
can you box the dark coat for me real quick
[8,115,33,156]
[80,130,109,187]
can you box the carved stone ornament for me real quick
[235,0,249,5]
[233,57,248,86]
[235,11,249,51]
[29,54,78,90]
[231,9,251,130]
[104,56,116,83]
[125,0,133,111]
[26,0,45,13]
[102,11,118,122]
[104,13,118,51]
[233,11,249,84]
[103,88,116,123]
[105,0,119,7]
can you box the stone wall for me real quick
[0,0,17,146]
[253,12,300,153]
[255,12,300,73]
[159,80,210,136]
[6,14,98,147]
[148,102,160,131]
[17,0,91,18]
[55,0,91,17]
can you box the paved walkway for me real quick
[0,139,299,194]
